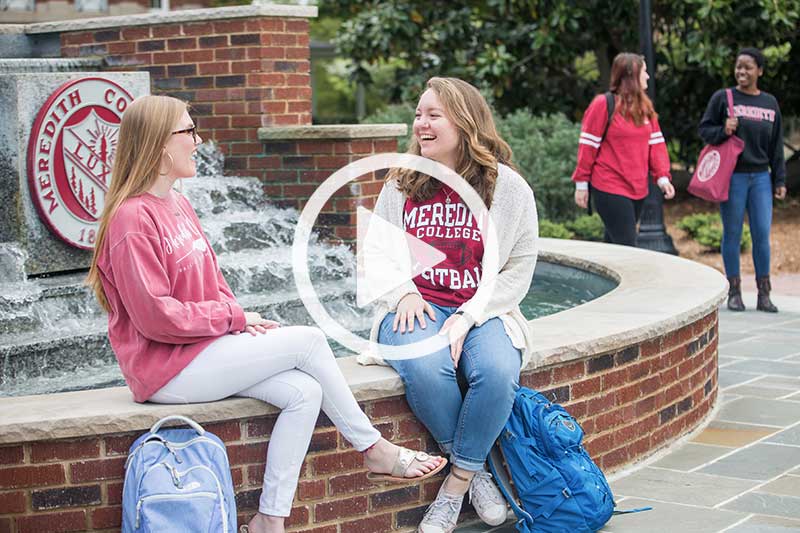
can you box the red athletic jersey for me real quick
[403,186,485,307]
[572,94,671,200]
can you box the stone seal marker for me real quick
[26,77,133,250]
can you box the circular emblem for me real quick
[26,77,133,250]
[696,149,721,182]
[562,419,576,432]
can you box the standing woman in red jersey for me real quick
[572,52,676,246]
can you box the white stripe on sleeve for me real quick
[579,138,601,149]
[580,131,602,142]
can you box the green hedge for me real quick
[677,213,751,252]
[565,214,604,241]
[538,219,574,239]
[497,111,580,223]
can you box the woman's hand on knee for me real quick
[393,293,435,333]
[439,314,470,368]
[234,312,281,336]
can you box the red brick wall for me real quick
[261,137,398,241]
[0,311,718,532]
[59,16,312,178]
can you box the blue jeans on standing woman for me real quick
[379,301,521,472]
[720,171,773,278]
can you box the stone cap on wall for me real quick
[0,238,727,444]
[258,124,408,141]
[22,3,317,35]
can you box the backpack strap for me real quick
[613,506,653,515]
[487,444,534,529]
[150,415,206,436]
[602,91,615,142]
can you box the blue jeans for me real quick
[379,302,521,471]
[720,171,773,278]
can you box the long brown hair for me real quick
[86,95,187,312]
[609,53,656,126]
[389,77,514,207]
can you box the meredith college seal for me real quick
[26,77,133,250]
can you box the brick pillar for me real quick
[48,5,316,174]
[257,124,407,242]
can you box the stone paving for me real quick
[455,289,800,532]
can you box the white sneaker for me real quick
[469,470,508,526]
[418,483,463,533]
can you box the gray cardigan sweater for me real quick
[357,163,539,368]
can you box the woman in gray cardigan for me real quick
[358,77,538,533]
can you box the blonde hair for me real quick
[86,95,187,312]
[390,77,514,207]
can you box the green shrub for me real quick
[362,103,415,152]
[677,212,751,252]
[565,214,604,241]
[538,219,574,239]
[497,110,580,223]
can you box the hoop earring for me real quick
[159,152,174,176]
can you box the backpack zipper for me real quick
[134,491,218,529]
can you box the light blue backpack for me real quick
[122,415,238,533]
[488,388,649,532]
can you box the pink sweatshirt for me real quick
[96,190,246,402]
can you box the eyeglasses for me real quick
[172,125,197,143]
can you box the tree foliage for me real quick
[324,0,799,164]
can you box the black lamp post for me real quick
[636,0,679,255]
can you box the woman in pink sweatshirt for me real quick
[87,95,444,533]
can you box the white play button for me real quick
[356,206,446,307]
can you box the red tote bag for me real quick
[688,88,744,203]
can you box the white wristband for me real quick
[656,177,670,188]
[575,181,589,191]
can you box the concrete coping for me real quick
[258,124,408,141]
[0,25,27,35]
[23,3,318,35]
[0,57,105,73]
[0,238,727,444]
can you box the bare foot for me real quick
[363,438,444,478]
[245,512,285,533]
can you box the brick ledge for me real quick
[24,4,318,35]
[258,124,408,141]
[0,239,727,444]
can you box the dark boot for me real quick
[727,276,745,311]
[756,276,778,313]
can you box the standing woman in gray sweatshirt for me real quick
[699,47,787,313]
[357,77,538,533]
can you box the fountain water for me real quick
[0,144,365,397]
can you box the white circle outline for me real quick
[291,153,499,360]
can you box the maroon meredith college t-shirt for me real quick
[403,185,485,307]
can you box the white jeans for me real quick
[149,326,382,516]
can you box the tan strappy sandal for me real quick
[366,446,447,483]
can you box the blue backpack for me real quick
[488,388,649,532]
[122,415,238,533]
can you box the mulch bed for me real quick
[662,193,800,275]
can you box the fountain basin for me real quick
[0,238,727,531]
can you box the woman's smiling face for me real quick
[413,89,460,170]
[735,54,762,90]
